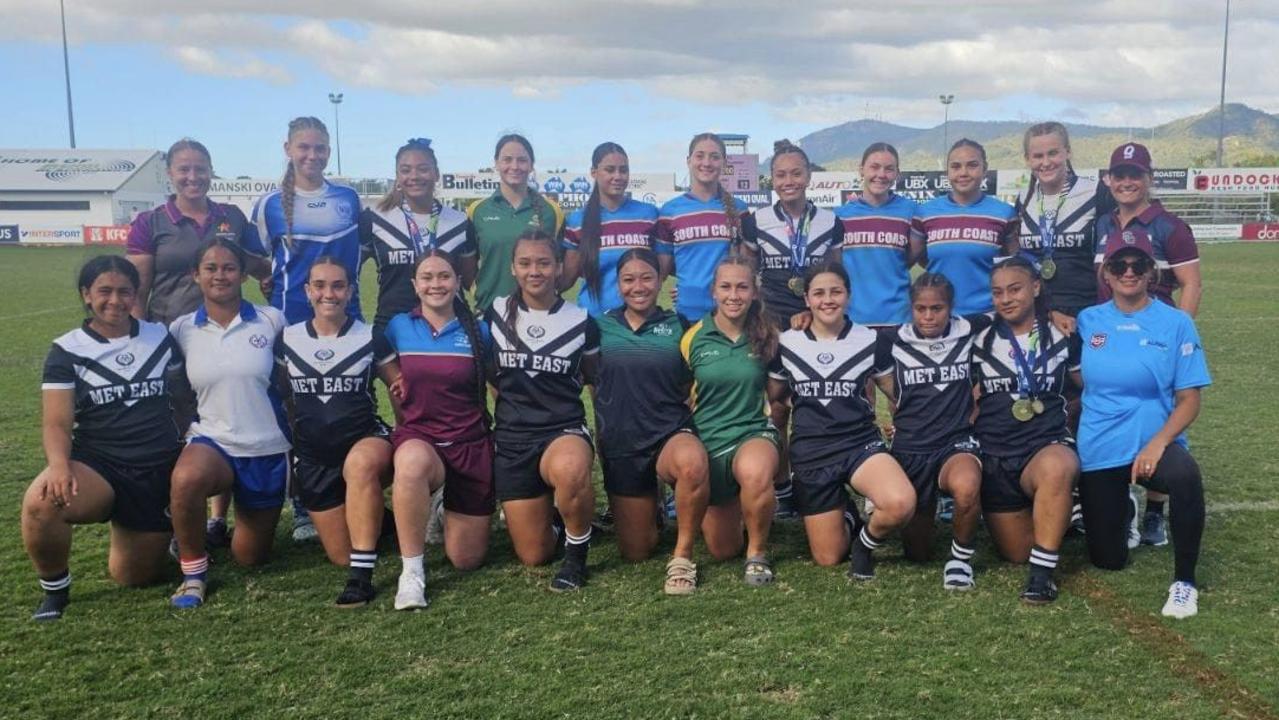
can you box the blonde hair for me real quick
[688,133,740,241]
[281,116,329,248]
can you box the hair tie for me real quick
[407,137,432,148]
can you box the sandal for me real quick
[743,555,774,587]
[170,578,206,609]
[663,557,698,596]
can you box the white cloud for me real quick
[171,46,291,85]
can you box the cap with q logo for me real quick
[1101,227,1156,263]
[1108,142,1153,174]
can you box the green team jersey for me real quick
[466,190,564,312]
[680,313,772,455]
[595,307,692,458]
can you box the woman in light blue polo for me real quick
[915,139,1017,315]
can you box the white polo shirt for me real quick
[169,300,291,457]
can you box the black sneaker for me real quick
[32,591,69,622]
[550,559,587,592]
[1020,572,1059,605]
[205,518,231,549]
[592,508,615,535]
[848,543,876,581]
[335,578,376,608]
[774,493,799,521]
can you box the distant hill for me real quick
[800,103,1279,171]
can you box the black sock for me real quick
[34,570,71,620]
[950,540,975,564]
[349,549,376,583]
[857,526,884,554]
[1146,499,1165,516]
[1029,545,1058,579]
[564,527,591,564]
[774,480,794,501]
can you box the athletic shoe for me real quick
[335,578,376,609]
[936,497,955,523]
[394,570,429,610]
[1019,573,1058,605]
[1161,581,1198,619]
[592,508,615,535]
[425,488,445,546]
[662,489,677,520]
[1069,501,1087,536]
[292,505,318,543]
[550,559,588,592]
[1127,489,1141,550]
[942,560,975,591]
[170,578,207,609]
[848,544,875,581]
[32,592,69,622]
[205,518,231,549]
[1140,511,1169,547]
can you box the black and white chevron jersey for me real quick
[769,323,884,468]
[1014,173,1114,312]
[970,319,1080,456]
[747,201,841,323]
[41,318,183,465]
[276,317,384,464]
[359,202,473,328]
[877,315,992,453]
[486,296,599,444]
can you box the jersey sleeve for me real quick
[766,346,788,381]
[562,209,583,252]
[738,210,759,252]
[224,205,266,257]
[250,194,276,256]
[582,317,601,356]
[125,209,156,255]
[1164,218,1200,267]
[964,312,995,334]
[41,343,77,390]
[873,328,896,377]
[358,209,375,255]
[1173,316,1211,390]
[1066,330,1082,372]
[373,322,397,365]
[655,211,675,256]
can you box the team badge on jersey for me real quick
[314,348,335,361]
[1090,333,1107,349]
[527,325,546,339]
[249,334,270,349]
[115,352,135,366]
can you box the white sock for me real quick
[401,554,424,576]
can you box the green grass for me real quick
[1,245,1277,719]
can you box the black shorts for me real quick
[980,438,1075,513]
[791,438,889,516]
[602,428,696,498]
[71,448,177,533]
[494,425,593,502]
[893,435,981,510]
[294,422,392,512]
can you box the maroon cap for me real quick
[1101,227,1156,263]
[1109,142,1153,174]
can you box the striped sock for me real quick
[39,569,71,594]
[858,526,884,553]
[950,540,975,563]
[179,555,209,580]
[774,480,794,501]
[565,527,591,563]
[349,549,376,583]
[1029,544,1058,578]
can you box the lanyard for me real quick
[999,320,1047,399]
[1036,187,1069,258]
[400,201,441,256]
[782,202,812,273]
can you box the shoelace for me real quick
[1172,584,1194,603]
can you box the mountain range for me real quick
[798,103,1279,171]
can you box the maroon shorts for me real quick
[392,427,496,517]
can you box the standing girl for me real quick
[486,230,598,592]
[562,142,664,318]
[916,139,1018,315]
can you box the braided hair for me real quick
[412,250,491,428]
[713,255,777,362]
[770,139,810,171]
[688,133,740,241]
[281,116,329,250]
[909,271,955,308]
[579,141,627,301]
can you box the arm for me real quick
[560,248,582,293]
[460,254,479,292]
[1132,388,1201,484]
[1172,262,1203,318]
[873,373,895,398]
[766,378,790,405]
[580,352,600,387]
[1050,311,1077,336]
[127,253,155,321]
[39,389,79,506]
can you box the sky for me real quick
[1,1,1275,179]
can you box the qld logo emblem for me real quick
[526,325,546,339]
[115,352,135,366]
[816,352,835,365]
[1090,333,1107,349]
[249,334,270,349]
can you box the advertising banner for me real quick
[0,224,18,244]
[208,178,281,195]
[722,154,759,193]
[1188,223,1243,240]
[1241,223,1279,241]
[84,225,130,246]
[1189,168,1279,193]
[19,227,82,245]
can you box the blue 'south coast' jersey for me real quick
[835,193,921,325]
[657,193,752,320]
[916,193,1016,315]
[563,198,660,318]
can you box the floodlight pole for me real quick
[61,0,76,148]
[329,92,344,176]
[1216,0,1231,167]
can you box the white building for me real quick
[0,149,167,245]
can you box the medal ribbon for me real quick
[783,201,812,275]
[1036,188,1069,261]
[999,319,1047,399]
[400,200,442,256]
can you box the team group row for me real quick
[22,121,1208,620]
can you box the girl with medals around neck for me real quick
[970,256,1080,605]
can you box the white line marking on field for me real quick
[0,305,80,322]
[1207,500,1279,514]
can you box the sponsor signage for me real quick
[1241,223,1279,241]
[1188,223,1243,240]
[1151,169,1189,191]
[208,178,280,195]
[19,227,82,245]
[0,224,18,244]
[722,154,760,193]
[1189,168,1279,193]
[732,191,772,207]
[83,225,130,246]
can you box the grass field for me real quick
[1,244,1276,720]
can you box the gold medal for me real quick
[1031,398,1045,415]
[1040,258,1057,280]
[788,276,805,296]
[1012,398,1035,422]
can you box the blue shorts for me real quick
[190,437,289,510]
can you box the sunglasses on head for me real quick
[1105,257,1153,276]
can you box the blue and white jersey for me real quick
[1077,300,1211,472]
[915,193,1017,315]
[657,193,753,320]
[252,181,363,324]
[834,193,922,325]
[563,198,660,318]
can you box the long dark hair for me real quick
[579,142,628,300]
[192,236,247,272]
[770,139,809,171]
[713,255,777,361]
[991,256,1050,324]
[378,138,439,213]
[505,229,561,329]
[77,255,139,314]
[413,250,490,428]
[688,133,740,241]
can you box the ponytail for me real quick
[281,116,329,250]
[453,294,491,429]
[579,141,628,301]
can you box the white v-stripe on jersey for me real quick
[485,296,599,443]
[879,315,990,453]
[769,323,884,468]
[971,319,1080,456]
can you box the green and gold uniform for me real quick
[466,190,564,313]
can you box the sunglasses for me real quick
[1109,167,1147,180]
[1105,257,1153,276]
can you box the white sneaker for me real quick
[1127,488,1141,550]
[942,560,975,591]
[1161,581,1198,619]
[425,488,446,546]
[394,570,429,611]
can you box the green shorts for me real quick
[707,428,781,506]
